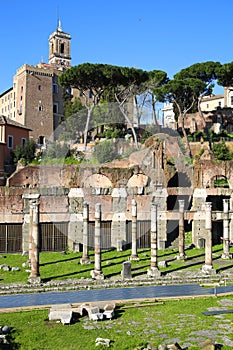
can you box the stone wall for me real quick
[2,150,233,252]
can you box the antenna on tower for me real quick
[57,5,62,31]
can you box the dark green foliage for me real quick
[58,109,88,141]
[174,61,221,84]
[216,61,233,87]
[43,142,70,159]
[212,140,233,160]
[93,140,117,163]
[100,126,125,139]
[140,125,159,143]
[11,139,36,166]
[64,97,85,119]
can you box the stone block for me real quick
[158,260,167,268]
[121,261,132,279]
[49,304,72,324]
[167,343,182,350]
[11,267,20,271]
[201,338,215,350]
[95,337,110,347]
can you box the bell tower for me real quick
[48,20,71,69]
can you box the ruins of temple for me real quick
[0,135,232,256]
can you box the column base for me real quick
[28,275,41,284]
[202,264,216,275]
[221,253,232,259]
[90,269,105,280]
[147,267,161,278]
[80,257,91,265]
[130,255,140,261]
[176,253,187,261]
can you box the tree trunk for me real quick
[180,112,192,158]
[118,103,139,149]
[83,104,95,150]
[198,96,211,147]
[151,94,159,126]
[114,93,139,149]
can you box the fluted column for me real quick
[147,203,160,277]
[222,199,232,259]
[91,203,104,280]
[177,200,186,260]
[130,199,139,261]
[202,202,215,274]
[28,200,41,283]
[80,202,90,264]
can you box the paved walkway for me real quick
[1,284,233,310]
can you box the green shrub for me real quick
[212,140,233,160]
[93,140,117,163]
[11,139,36,166]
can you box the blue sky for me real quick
[1,0,233,94]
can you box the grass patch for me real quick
[1,296,233,349]
[0,245,233,284]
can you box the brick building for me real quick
[0,21,71,144]
[0,115,30,185]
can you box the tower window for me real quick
[60,43,65,54]
[38,105,43,111]
[53,83,58,93]
[53,103,58,113]
[38,85,41,91]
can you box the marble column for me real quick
[177,200,186,260]
[202,202,215,274]
[28,200,41,283]
[130,199,139,261]
[221,199,232,259]
[80,202,90,264]
[91,203,104,280]
[147,203,160,277]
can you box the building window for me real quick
[21,86,23,93]
[21,138,26,146]
[0,126,5,143]
[18,104,22,115]
[7,135,13,149]
[219,101,221,107]
[52,83,58,94]
[206,104,209,108]
[60,43,65,54]
[38,85,41,91]
[38,135,45,145]
[38,105,43,111]
[231,96,233,105]
[53,103,59,113]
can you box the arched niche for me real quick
[84,174,113,189]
